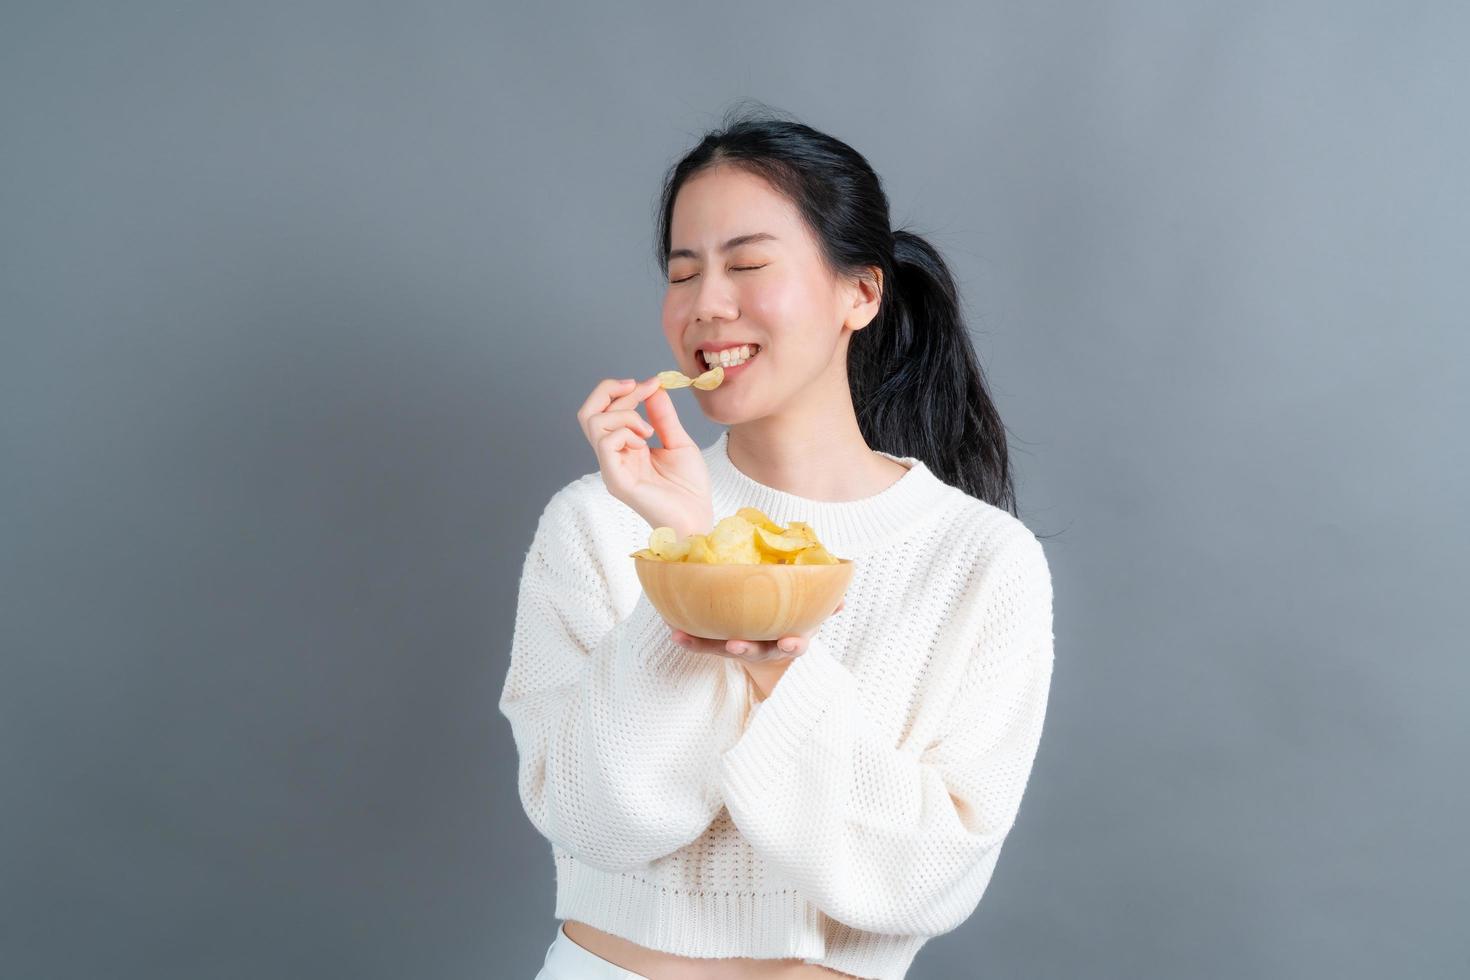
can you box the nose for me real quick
[691,272,739,325]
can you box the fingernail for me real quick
[621,378,634,384]
[779,639,797,652]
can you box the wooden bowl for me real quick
[633,557,855,641]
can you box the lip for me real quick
[699,340,761,353]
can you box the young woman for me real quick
[501,107,1056,980]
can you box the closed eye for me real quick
[669,265,767,284]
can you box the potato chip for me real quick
[648,526,691,562]
[686,533,716,563]
[630,509,841,565]
[793,544,837,565]
[691,366,724,390]
[707,515,762,564]
[658,365,724,390]
[754,525,810,559]
[736,506,785,535]
[784,521,819,544]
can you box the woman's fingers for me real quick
[614,376,693,452]
[734,638,800,660]
[577,378,639,445]
[577,375,695,455]
[608,375,662,412]
[596,426,646,461]
[587,408,656,441]
[612,376,694,453]
[669,629,788,662]
[601,378,661,438]
[671,629,735,656]
[642,383,696,451]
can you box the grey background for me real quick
[3,2,1466,978]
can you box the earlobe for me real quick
[848,296,881,332]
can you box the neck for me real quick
[723,415,905,503]
[702,430,951,559]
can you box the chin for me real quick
[700,405,750,426]
[697,394,767,427]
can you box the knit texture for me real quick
[499,430,1055,980]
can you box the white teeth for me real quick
[702,344,760,368]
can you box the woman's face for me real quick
[661,164,869,424]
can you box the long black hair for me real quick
[654,102,1020,516]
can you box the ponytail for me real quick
[849,229,1016,514]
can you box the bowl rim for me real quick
[629,554,853,566]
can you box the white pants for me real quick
[533,922,652,980]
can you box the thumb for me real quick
[641,380,696,451]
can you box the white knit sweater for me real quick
[499,430,1055,980]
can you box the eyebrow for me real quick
[668,232,779,261]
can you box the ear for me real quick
[843,265,884,332]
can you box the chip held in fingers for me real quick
[657,365,724,390]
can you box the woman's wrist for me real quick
[643,509,712,540]
[743,660,792,700]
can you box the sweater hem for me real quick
[552,848,925,980]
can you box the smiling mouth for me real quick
[697,344,763,371]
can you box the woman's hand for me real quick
[577,376,713,538]
[669,599,846,699]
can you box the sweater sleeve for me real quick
[498,489,746,873]
[715,531,1055,937]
